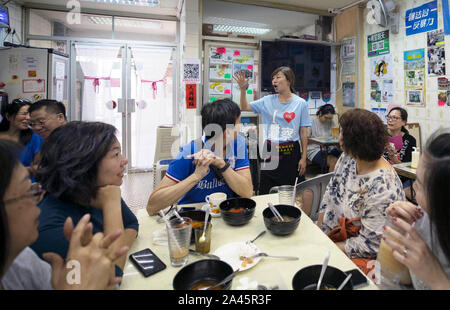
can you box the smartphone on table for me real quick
[344,268,370,289]
[129,248,166,277]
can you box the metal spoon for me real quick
[247,230,266,244]
[207,269,240,290]
[188,249,219,260]
[250,252,299,260]
[316,251,330,290]
[198,209,209,243]
[337,273,352,290]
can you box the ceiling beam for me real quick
[22,1,178,21]
[216,0,333,16]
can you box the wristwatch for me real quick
[216,161,230,173]
[213,161,230,180]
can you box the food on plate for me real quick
[239,256,254,268]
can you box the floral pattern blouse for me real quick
[319,153,405,258]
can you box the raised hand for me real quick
[233,70,249,90]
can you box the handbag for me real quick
[327,217,376,276]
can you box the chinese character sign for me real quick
[185,84,197,109]
[368,30,390,57]
[405,1,437,36]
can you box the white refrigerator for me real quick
[0,46,69,104]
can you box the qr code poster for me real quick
[183,58,201,84]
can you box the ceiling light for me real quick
[213,24,271,35]
[88,16,162,29]
[84,0,160,7]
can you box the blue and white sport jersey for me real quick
[165,134,250,205]
[250,94,311,142]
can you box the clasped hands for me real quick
[188,149,226,180]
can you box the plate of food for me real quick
[201,204,221,217]
[213,241,261,271]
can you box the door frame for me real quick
[70,40,177,174]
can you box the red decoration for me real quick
[216,47,226,54]
[186,84,196,109]
[283,112,295,123]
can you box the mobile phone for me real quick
[129,248,166,277]
[179,207,196,212]
[345,268,369,289]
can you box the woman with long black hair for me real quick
[0,99,43,172]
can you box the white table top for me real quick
[120,194,378,290]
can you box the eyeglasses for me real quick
[30,117,49,128]
[386,115,402,121]
[4,183,43,205]
[10,98,32,105]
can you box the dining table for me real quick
[308,137,340,173]
[120,193,378,290]
[392,162,417,180]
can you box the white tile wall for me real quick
[363,0,450,144]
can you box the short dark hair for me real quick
[29,99,67,120]
[339,108,388,161]
[271,66,296,93]
[423,129,450,261]
[0,139,22,277]
[201,99,241,141]
[36,121,117,206]
[317,104,336,116]
[388,107,409,134]
[0,99,33,146]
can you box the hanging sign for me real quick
[186,84,197,109]
[367,30,390,57]
[405,1,437,36]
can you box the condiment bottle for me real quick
[411,147,419,169]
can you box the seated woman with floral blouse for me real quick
[317,109,405,272]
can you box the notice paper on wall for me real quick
[404,49,425,107]
[342,82,355,107]
[437,77,450,106]
[427,29,445,76]
[370,54,394,103]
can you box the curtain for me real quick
[131,47,173,169]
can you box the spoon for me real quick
[173,210,185,223]
[207,269,240,290]
[291,169,300,206]
[316,251,330,290]
[188,249,220,260]
[247,230,266,244]
[268,203,284,222]
[337,273,352,290]
[198,209,209,243]
[250,252,299,260]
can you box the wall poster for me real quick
[367,30,390,57]
[427,29,445,76]
[370,54,394,103]
[404,49,426,107]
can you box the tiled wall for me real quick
[363,0,450,144]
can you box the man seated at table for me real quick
[146,99,253,216]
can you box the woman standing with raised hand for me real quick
[234,67,311,194]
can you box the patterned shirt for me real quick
[320,153,405,258]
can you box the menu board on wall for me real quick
[208,46,255,105]
[404,49,426,107]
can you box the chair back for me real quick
[405,123,421,151]
[295,172,334,221]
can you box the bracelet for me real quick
[216,161,230,173]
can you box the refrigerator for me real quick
[203,41,261,191]
[0,46,69,104]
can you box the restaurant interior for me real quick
[1,0,449,292]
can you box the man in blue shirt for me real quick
[146,99,253,215]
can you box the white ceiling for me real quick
[22,0,180,17]
[21,0,365,17]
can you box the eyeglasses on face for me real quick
[4,183,43,205]
[386,115,402,121]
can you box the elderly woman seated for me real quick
[146,99,253,216]
[317,109,405,273]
